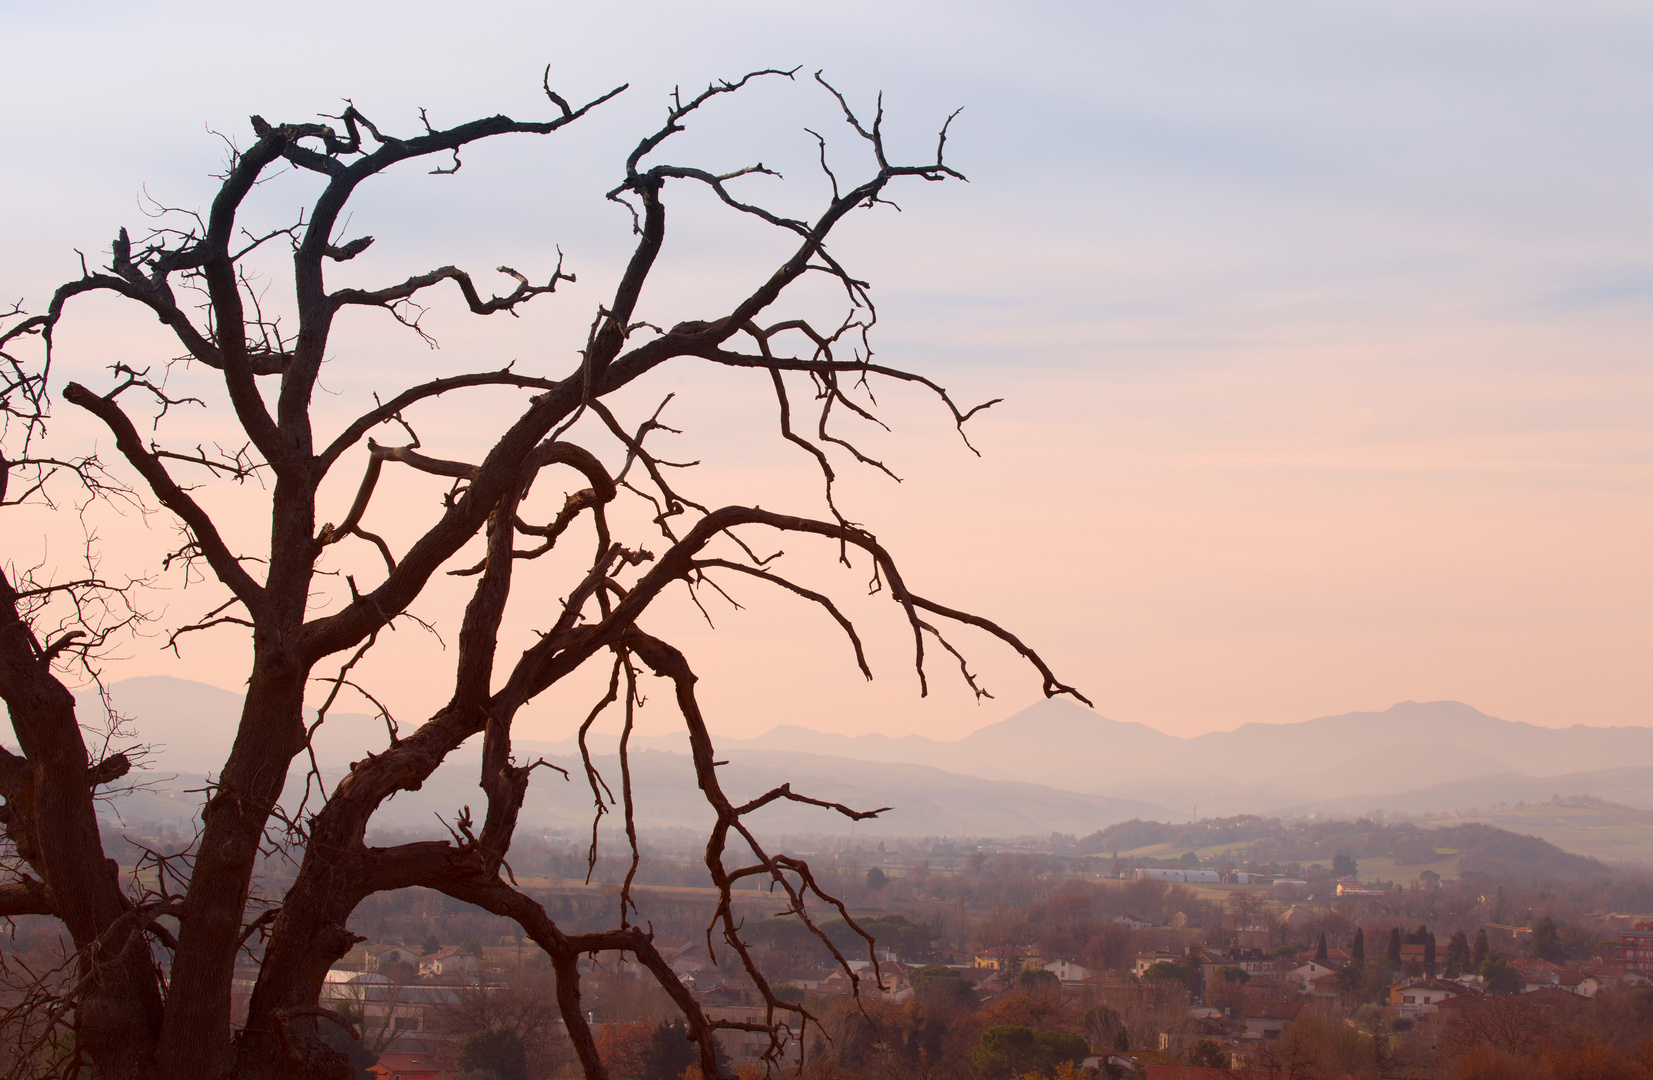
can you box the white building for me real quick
[1134,868,1221,884]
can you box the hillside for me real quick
[1450,799,1653,864]
[1078,814,1607,882]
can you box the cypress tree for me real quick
[1387,927,1402,968]
[1314,932,1328,962]
[1351,927,1365,963]
[1444,930,1471,977]
[1472,929,1489,970]
[1424,931,1437,974]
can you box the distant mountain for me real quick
[8,677,1651,846]
[718,698,1653,816]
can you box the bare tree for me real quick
[0,67,1082,1080]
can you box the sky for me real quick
[2,1,1649,743]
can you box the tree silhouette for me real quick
[1351,927,1366,963]
[0,68,1078,1080]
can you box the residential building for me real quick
[779,968,838,991]
[1195,947,1272,984]
[973,946,1044,973]
[1619,924,1653,974]
[1335,884,1386,898]
[1044,959,1095,984]
[1133,950,1185,978]
[1241,1001,1303,1041]
[417,946,478,981]
[1284,958,1338,992]
[364,944,419,973]
[1389,978,1476,1018]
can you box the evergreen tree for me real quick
[1444,930,1471,977]
[1188,1041,1227,1068]
[1529,916,1563,962]
[639,1020,700,1080]
[458,1028,529,1080]
[1424,932,1437,974]
[1472,929,1489,970]
[1314,932,1328,962]
[1351,927,1365,963]
[1386,927,1402,968]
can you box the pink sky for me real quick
[3,1,1649,742]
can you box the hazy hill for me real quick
[86,748,1171,840]
[720,697,1653,818]
[1079,814,1607,882]
[7,677,1651,851]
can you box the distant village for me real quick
[253,838,1653,1080]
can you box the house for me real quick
[669,941,717,975]
[1285,958,1338,991]
[1558,970,1599,998]
[1195,947,1272,984]
[1389,978,1476,1018]
[368,1052,444,1080]
[1523,986,1588,1012]
[1044,959,1095,984]
[1335,884,1386,898]
[364,944,419,973]
[1509,957,1585,994]
[1307,973,1340,1000]
[973,946,1044,973]
[1158,1015,1232,1056]
[780,968,838,992]
[1579,961,1627,990]
[1242,1001,1303,1041]
[417,946,478,980]
[1114,914,1153,931]
[1133,950,1184,977]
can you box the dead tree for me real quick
[0,68,1084,1080]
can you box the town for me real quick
[183,818,1653,1079]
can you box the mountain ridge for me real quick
[5,677,1649,834]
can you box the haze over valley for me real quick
[42,677,1653,858]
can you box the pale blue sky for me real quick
[3,1,1649,737]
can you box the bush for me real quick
[972,1025,1088,1080]
[1187,1040,1228,1068]
[458,1027,529,1080]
